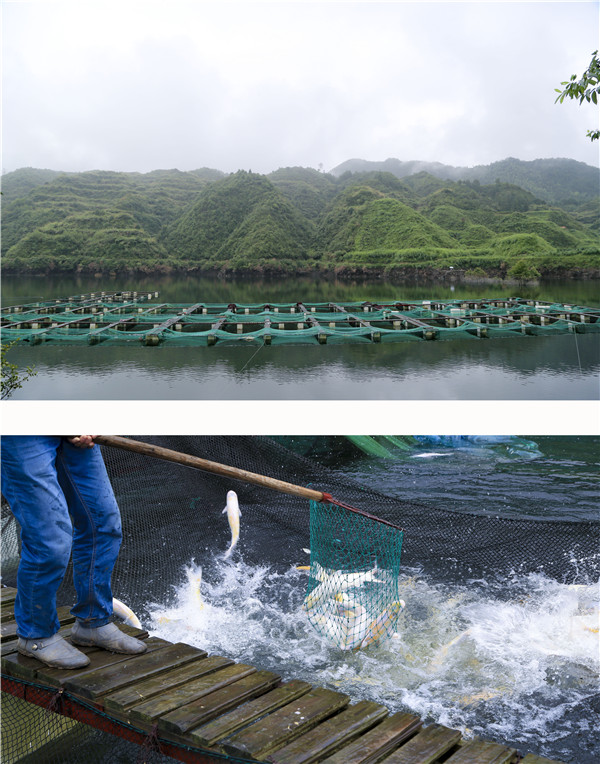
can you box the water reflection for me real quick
[3,274,599,399]
[6,332,599,399]
[3,273,600,308]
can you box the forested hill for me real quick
[2,162,598,279]
[330,157,600,209]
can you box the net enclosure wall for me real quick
[2,295,599,346]
[2,436,599,764]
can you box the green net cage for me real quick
[304,500,404,651]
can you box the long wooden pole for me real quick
[94,435,326,502]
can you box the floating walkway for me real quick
[2,292,599,347]
[1,587,563,764]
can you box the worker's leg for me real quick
[57,440,146,654]
[56,439,122,626]
[1,436,73,638]
[1,436,90,668]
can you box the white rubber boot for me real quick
[71,622,147,654]
[17,633,90,669]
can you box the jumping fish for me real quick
[334,591,366,617]
[303,566,382,610]
[333,595,368,650]
[223,490,241,559]
[185,565,204,609]
[112,597,142,629]
[356,600,405,650]
[310,611,351,647]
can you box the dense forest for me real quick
[2,158,598,280]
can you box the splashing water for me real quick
[146,555,599,763]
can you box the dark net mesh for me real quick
[0,686,176,764]
[2,435,599,764]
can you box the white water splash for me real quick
[146,557,599,761]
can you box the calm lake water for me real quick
[3,274,599,400]
[323,434,600,522]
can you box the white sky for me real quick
[2,0,600,175]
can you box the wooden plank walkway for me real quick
[0,587,564,764]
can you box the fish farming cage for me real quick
[2,294,599,347]
[2,436,599,764]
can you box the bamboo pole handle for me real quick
[94,435,326,502]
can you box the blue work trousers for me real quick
[1,436,122,639]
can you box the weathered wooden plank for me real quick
[520,755,565,764]
[0,604,16,622]
[20,637,168,688]
[1,621,18,642]
[63,641,205,700]
[379,724,461,764]
[188,679,313,748]
[1,606,76,642]
[103,654,233,713]
[128,662,257,725]
[1,650,50,681]
[0,640,19,657]
[0,625,152,683]
[319,712,422,764]
[444,740,518,763]
[223,687,350,760]
[159,669,281,735]
[0,587,17,603]
[265,699,388,764]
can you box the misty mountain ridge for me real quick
[2,161,598,279]
[330,157,600,207]
[3,156,598,208]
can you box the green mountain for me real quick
[267,166,338,220]
[315,185,456,256]
[163,171,316,272]
[1,167,62,201]
[2,162,598,278]
[1,168,219,271]
[331,157,600,208]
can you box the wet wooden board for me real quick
[264,699,388,764]
[445,740,518,763]
[103,653,232,713]
[1,599,17,616]
[379,723,462,763]
[63,641,205,700]
[1,606,75,642]
[223,687,350,759]
[319,712,423,764]
[0,587,17,604]
[520,756,565,764]
[188,679,313,748]
[1,598,17,613]
[127,662,257,725]
[158,669,281,735]
[35,633,163,688]
[1,635,165,686]
[0,607,17,623]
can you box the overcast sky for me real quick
[2,0,599,176]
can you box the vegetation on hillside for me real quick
[2,160,598,279]
[331,157,600,209]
